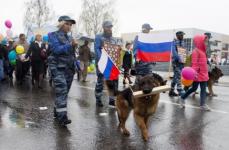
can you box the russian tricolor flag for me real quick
[98,49,120,80]
[136,32,173,62]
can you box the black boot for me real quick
[54,108,57,118]
[108,100,115,108]
[32,80,35,86]
[58,115,72,127]
[49,79,52,87]
[96,100,104,107]
[169,90,178,97]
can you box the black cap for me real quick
[58,16,76,24]
[176,31,185,35]
[204,32,212,38]
[142,23,153,30]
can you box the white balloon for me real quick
[6,29,13,38]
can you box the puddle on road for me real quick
[0,103,37,129]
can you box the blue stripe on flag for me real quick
[138,41,172,53]
[103,58,113,79]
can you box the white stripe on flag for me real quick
[138,32,174,43]
[98,49,108,73]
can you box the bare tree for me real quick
[23,0,55,35]
[79,0,117,37]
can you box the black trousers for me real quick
[16,60,30,82]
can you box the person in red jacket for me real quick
[180,34,211,111]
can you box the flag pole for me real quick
[168,29,175,80]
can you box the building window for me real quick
[222,43,229,50]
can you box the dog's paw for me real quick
[117,123,121,129]
[143,135,149,141]
[122,129,130,136]
[209,93,217,97]
[213,94,218,97]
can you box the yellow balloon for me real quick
[87,66,91,73]
[16,45,25,54]
[89,64,95,71]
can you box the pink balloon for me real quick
[5,20,12,29]
[181,67,196,80]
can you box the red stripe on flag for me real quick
[137,50,171,62]
[109,65,120,80]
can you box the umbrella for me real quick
[78,36,94,42]
[33,25,58,35]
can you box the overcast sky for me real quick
[1,0,229,36]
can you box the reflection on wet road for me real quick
[0,74,229,150]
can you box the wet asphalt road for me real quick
[0,73,229,150]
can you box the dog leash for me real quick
[128,83,134,94]
[120,74,134,94]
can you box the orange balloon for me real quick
[181,78,193,86]
[0,34,4,42]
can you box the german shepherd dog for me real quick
[184,66,223,97]
[115,73,167,141]
[207,66,223,96]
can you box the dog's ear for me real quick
[215,67,224,76]
[132,84,140,91]
[163,80,167,85]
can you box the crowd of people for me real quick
[0,33,48,88]
[0,15,215,127]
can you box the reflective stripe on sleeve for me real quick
[56,107,67,112]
